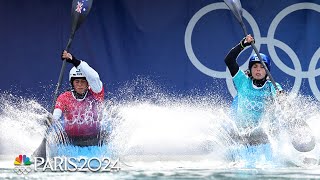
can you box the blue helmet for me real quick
[248,53,271,71]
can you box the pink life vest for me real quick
[55,87,104,137]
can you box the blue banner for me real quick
[1,0,320,107]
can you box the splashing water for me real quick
[263,93,320,167]
[1,78,320,169]
[0,93,48,155]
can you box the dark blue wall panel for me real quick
[1,0,320,108]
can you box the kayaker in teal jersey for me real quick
[225,35,283,145]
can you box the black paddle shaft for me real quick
[50,35,74,114]
[224,0,279,91]
[33,0,94,160]
[50,0,93,115]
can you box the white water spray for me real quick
[1,79,320,169]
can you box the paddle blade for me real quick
[224,0,243,23]
[71,0,94,33]
[290,122,316,152]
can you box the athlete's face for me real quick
[251,63,267,80]
[73,79,88,94]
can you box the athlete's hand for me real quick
[61,50,73,63]
[61,50,81,67]
[240,34,254,48]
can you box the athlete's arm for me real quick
[224,44,242,77]
[52,109,62,121]
[77,61,103,93]
[61,51,103,93]
[224,35,253,77]
[52,93,66,121]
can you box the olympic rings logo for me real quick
[243,99,263,112]
[13,166,33,175]
[185,2,320,100]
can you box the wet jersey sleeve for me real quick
[233,70,249,90]
[52,109,62,121]
[53,93,67,121]
[55,93,65,111]
[89,86,105,101]
[78,61,103,93]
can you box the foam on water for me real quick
[264,93,320,167]
[0,93,48,156]
[1,78,320,169]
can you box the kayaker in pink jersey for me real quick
[53,50,104,146]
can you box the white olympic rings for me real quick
[184,2,320,100]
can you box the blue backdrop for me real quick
[1,0,320,108]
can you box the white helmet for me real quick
[69,67,86,81]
